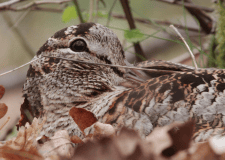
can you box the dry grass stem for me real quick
[170,24,198,70]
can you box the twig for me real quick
[106,0,117,26]
[112,13,203,33]
[73,0,85,23]
[155,0,214,12]
[170,25,198,70]
[120,0,147,62]
[184,2,213,34]
[0,57,38,77]
[2,13,34,57]
[43,56,184,73]
[94,0,99,22]
[10,9,30,29]
[88,0,94,22]
[0,0,21,9]
[31,6,64,13]
[0,0,71,12]
[170,43,209,64]
[99,0,106,7]
[0,55,184,77]
[156,0,214,34]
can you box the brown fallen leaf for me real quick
[93,122,115,139]
[0,118,45,160]
[114,127,151,158]
[37,130,74,159]
[69,107,97,133]
[210,136,225,155]
[146,120,194,158]
[0,103,8,119]
[72,127,155,160]
[0,85,5,99]
[83,122,115,142]
[0,146,42,160]
[70,135,83,144]
[74,128,145,160]
[189,142,221,160]
[162,120,194,157]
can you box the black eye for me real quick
[70,39,87,52]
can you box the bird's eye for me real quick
[70,39,87,52]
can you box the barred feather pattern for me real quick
[23,23,225,142]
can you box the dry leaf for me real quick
[73,128,153,160]
[209,136,225,155]
[0,118,44,160]
[162,120,194,157]
[0,103,8,119]
[0,85,5,99]
[189,142,220,160]
[70,135,83,144]
[69,107,97,133]
[83,122,115,142]
[37,130,74,159]
[93,122,115,138]
[0,146,42,160]
[146,121,194,158]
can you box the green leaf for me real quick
[62,5,78,23]
[82,11,108,21]
[97,11,108,18]
[124,29,145,43]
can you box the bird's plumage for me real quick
[23,23,225,142]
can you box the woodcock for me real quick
[23,23,225,142]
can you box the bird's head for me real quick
[24,23,144,118]
[27,23,139,85]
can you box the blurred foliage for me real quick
[124,28,145,43]
[208,34,218,67]
[62,5,108,23]
[62,6,78,23]
[215,1,225,68]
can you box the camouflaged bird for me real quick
[23,23,225,142]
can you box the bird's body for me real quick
[23,23,225,142]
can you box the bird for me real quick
[23,22,225,142]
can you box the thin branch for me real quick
[106,0,117,26]
[31,6,64,13]
[0,0,71,12]
[0,57,38,77]
[170,25,198,70]
[10,9,30,29]
[88,0,94,22]
[0,55,184,77]
[73,0,85,23]
[44,56,184,74]
[120,0,147,62]
[155,0,214,12]
[156,0,214,34]
[2,13,34,57]
[99,0,106,8]
[183,1,214,34]
[112,13,204,33]
[94,0,99,22]
[0,0,21,9]
[170,42,209,65]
